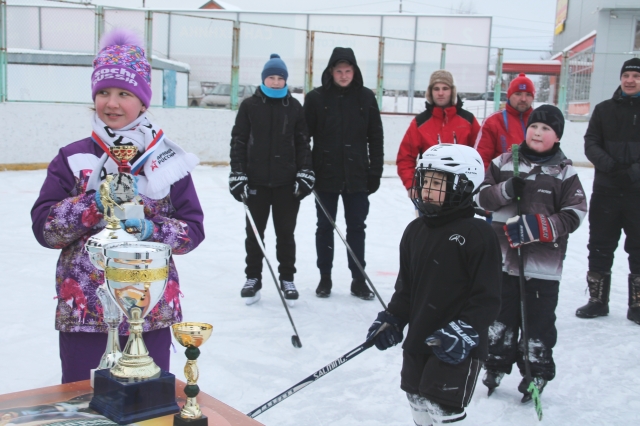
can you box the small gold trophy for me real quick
[172,322,213,426]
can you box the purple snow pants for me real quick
[59,328,172,384]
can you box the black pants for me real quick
[245,185,300,281]
[315,190,370,280]
[485,273,559,381]
[588,190,640,274]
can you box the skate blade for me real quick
[244,291,261,305]
[521,393,532,403]
[487,387,496,397]
[286,299,295,308]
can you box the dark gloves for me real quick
[425,320,479,365]
[294,169,315,200]
[504,176,526,199]
[504,214,556,248]
[611,167,633,188]
[229,172,249,202]
[366,311,405,350]
[368,175,381,194]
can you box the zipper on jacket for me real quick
[282,114,288,134]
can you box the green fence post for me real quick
[1,0,8,102]
[304,30,314,95]
[440,43,446,69]
[376,36,384,110]
[557,51,569,117]
[145,10,153,67]
[94,5,104,54]
[230,20,240,111]
[494,47,503,113]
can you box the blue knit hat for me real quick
[261,54,288,83]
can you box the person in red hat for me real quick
[474,73,536,169]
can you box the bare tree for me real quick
[450,1,477,15]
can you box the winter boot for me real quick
[280,280,299,300]
[351,278,374,300]
[316,274,332,298]
[518,376,547,403]
[483,370,505,396]
[628,274,640,325]
[241,278,262,305]
[575,271,611,318]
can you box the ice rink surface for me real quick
[1,164,639,425]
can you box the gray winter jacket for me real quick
[474,149,587,281]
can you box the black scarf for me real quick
[422,204,476,228]
[519,141,560,164]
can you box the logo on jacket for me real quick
[151,159,158,171]
[537,189,551,194]
[449,234,466,246]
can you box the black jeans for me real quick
[244,185,300,281]
[485,273,559,381]
[588,190,640,274]
[315,190,370,280]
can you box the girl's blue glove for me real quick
[123,218,154,241]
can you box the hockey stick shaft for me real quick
[512,146,543,420]
[312,190,388,310]
[246,340,374,418]
[242,195,302,344]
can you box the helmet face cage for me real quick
[411,166,475,217]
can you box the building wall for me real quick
[590,9,640,110]
[553,0,599,51]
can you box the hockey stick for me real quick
[246,338,377,418]
[312,190,388,310]
[241,195,302,349]
[512,145,543,421]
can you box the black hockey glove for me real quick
[294,169,315,200]
[229,172,249,202]
[367,175,381,194]
[504,176,526,199]
[425,320,479,364]
[366,311,405,350]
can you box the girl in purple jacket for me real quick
[31,29,205,383]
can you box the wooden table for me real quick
[0,380,264,426]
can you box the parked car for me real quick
[188,81,218,107]
[199,84,257,108]
[462,92,508,102]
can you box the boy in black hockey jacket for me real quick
[367,144,502,425]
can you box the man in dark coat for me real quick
[577,57,640,324]
[303,47,384,300]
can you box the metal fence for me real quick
[0,2,634,119]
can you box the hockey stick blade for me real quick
[528,382,543,421]
[246,341,374,418]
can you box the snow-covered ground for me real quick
[1,164,639,425]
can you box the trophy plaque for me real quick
[89,241,179,425]
[172,322,213,426]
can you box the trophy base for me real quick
[174,414,208,426]
[90,369,180,425]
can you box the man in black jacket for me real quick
[577,57,640,324]
[229,54,314,305]
[367,144,501,425]
[304,47,384,300]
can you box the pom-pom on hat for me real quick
[426,70,456,105]
[620,57,640,77]
[527,104,565,139]
[261,54,288,83]
[92,28,152,107]
[508,73,535,98]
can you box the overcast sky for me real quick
[22,0,559,55]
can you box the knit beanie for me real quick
[427,70,457,105]
[507,73,535,98]
[91,29,152,107]
[261,54,288,83]
[527,104,564,139]
[620,58,640,77]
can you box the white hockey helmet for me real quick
[411,144,484,217]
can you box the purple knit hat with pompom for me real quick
[91,28,152,107]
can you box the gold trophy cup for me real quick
[172,322,213,426]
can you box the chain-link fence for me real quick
[1,3,637,119]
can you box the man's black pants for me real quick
[315,190,369,280]
[245,185,300,281]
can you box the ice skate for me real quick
[483,370,505,396]
[241,278,262,305]
[518,377,546,403]
[280,280,299,307]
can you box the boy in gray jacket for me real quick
[474,105,587,401]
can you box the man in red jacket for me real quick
[474,73,535,169]
[396,70,480,196]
